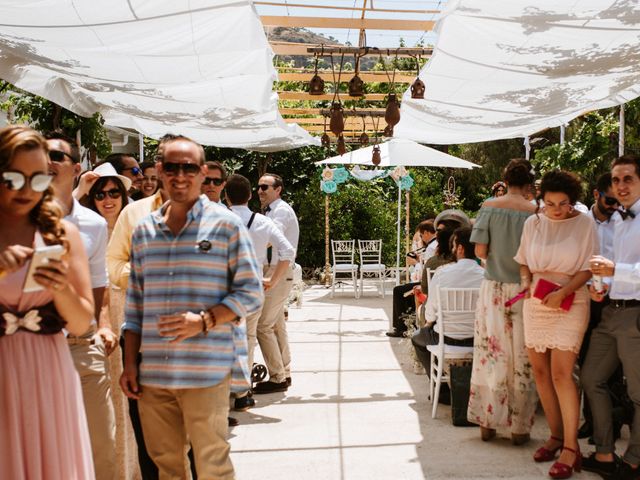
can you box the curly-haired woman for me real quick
[515,170,598,479]
[0,125,95,478]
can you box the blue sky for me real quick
[255,0,445,48]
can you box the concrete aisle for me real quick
[230,285,613,479]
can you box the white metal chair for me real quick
[427,287,479,418]
[331,240,359,298]
[358,239,386,298]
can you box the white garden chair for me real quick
[331,240,359,298]
[358,239,386,298]
[427,287,479,418]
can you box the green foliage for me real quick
[0,82,111,157]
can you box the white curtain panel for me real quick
[0,0,318,151]
[395,0,640,144]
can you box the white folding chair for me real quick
[331,240,359,298]
[358,239,386,298]
[427,287,479,418]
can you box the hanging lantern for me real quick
[308,55,325,95]
[321,133,331,148]
[372,144,381,166]
[359,132,369,146]
[410,56,425,99]
[337,135,346,155]
[385,93,401,126]
[329,102,344,136]
[410,77,425,99]
[348,75,365,97]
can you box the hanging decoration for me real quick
[381,52,401,137]
[372,145,382,166]
[336,134,346,155]
[319,165,414,194]
[308,51,325,95]
[328,54,345,138]
[348,53,365,97]
[443,176,460,207]
[410,55,425,99]
[321,116,330,149]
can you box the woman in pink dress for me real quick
[515,170,598,479]
[0,125,95,479]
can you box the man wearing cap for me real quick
[46,131,117,480]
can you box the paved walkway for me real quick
[230,285,621,479]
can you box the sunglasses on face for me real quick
[2,171,53,192]
[94,189,122,201]
[48,150,76,163]
[162,162,201,176]
[203,177,224,186]
[121,166,142,176]
[257,184,273,191]
[599,191,619,206]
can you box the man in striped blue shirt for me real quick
[120,136,263,480]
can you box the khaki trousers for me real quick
[256,265,293,383]
[138,376,233,480]
[69,332,117,480]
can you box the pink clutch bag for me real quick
[533,278,575,311]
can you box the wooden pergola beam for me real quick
[283,117,382,126]
[255,2,440,15]
[280,107,384,115]
[302,125,385,133]
[278,72,415,83]
[261,16,435,31]
[305,46,433,56]
[277,91,387,101]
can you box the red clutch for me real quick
[533,278,575,311]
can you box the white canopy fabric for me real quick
[0,0,319,151]
[316,138,479,168]
[395,0,640,145]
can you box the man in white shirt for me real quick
[421,227,484,348]
[253,173,299,394]
[578,172,620,440]
[202,161,227,204]
[46,132,116,480]
[225,174,294,409]
[583,155,640,480]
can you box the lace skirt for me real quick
[523,273,589,354]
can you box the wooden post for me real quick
[325,194,331,287]
[405,189,411,283]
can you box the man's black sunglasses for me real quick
[257,184,273,191]
[48,150,76,163]
[162,162,201,176]
[599,191,619,206]
[203,177,224,186]
[121,166,142,176]
[94,189,123,201]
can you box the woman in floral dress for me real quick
[467,159,539,444]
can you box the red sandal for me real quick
[548,446,581,479]
[533,436,563,462]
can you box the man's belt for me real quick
[609,299,640,309]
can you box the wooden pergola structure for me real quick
[256,1,442,141]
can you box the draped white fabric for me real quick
[0,0,319,151]
[395,0,640,145]
[316,138,479,169]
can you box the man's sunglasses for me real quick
[121,166,142,176]
[257,184,273,191]
[48,150,76,163]
[2,171,53,192]
[94,189,123,201]
[162,162,201,176]
[599,191,619,206]
[203,177,224,186]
